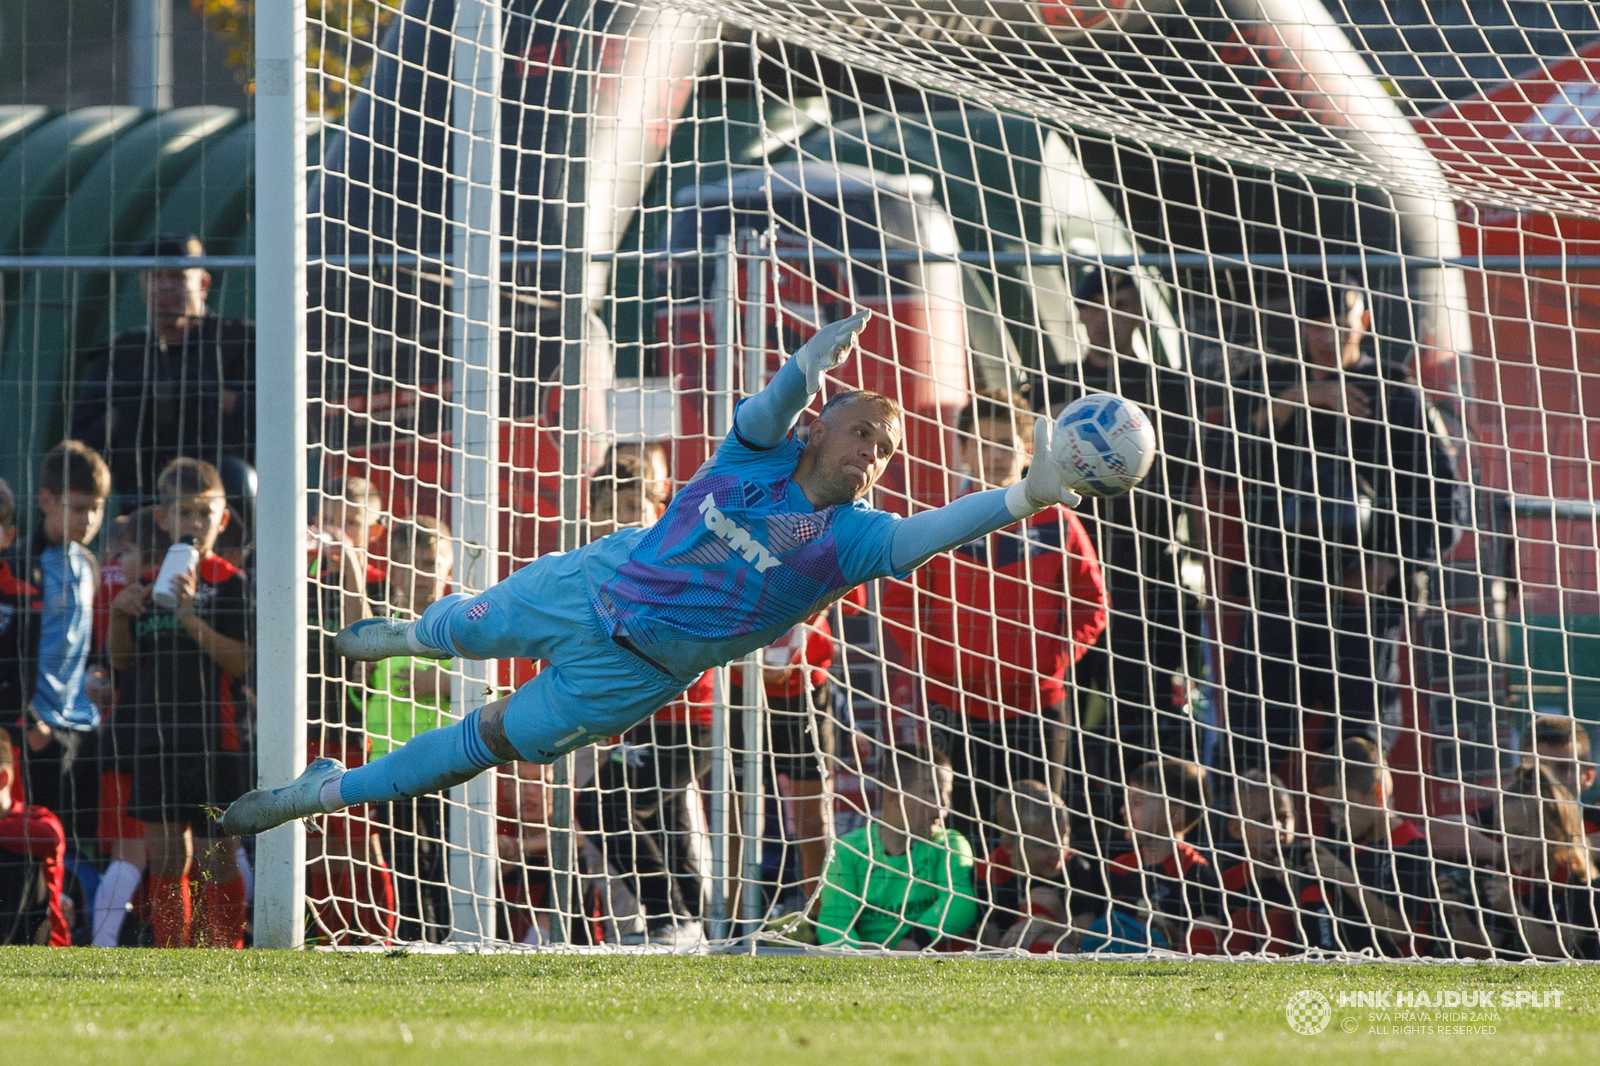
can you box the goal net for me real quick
[9,0,1597,958]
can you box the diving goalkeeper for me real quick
[222,310,1084,835]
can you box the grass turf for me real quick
[0,949,1593,1064]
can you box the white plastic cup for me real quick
[152,538,200,609]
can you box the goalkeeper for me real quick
[222,310,1084,835]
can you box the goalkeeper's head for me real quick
[794,390,903,507]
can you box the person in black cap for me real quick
[1218,278,1445,778]
[71,234,255,512]
[1059,270,1202,787]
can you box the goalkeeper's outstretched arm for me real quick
[733,310,872,448]
[888,417,1082,574]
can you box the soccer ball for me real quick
[1053,392,1157,498]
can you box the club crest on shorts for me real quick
[465,600,490,621]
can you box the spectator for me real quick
[815,745,977,949]
[1307,736,1473,957]
[0,729,68,944]
[91,506,169,947]
[111,458,252,947]
[975,779,1103,952]
[1214,769,1330,955]
[363,515,453,941]
[577,449,710,946]
[730,612,838,908]
[1100,757,1223,953]
[497,761,554,945]
[0,444,110,864]
[608,440,672,516]
[1474,765,1600,960]
[1527,715,1599,844]
[308,477,382,731]
[1217,279,1451,775]
[1064,270,1203,774]
[881,389,1105,853]
[71,233,255,511]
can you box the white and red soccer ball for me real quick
[1052,392,1157,499]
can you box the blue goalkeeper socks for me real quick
[338,709,501,805]
[411,593,470,656]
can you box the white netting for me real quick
[8,0,1600,960]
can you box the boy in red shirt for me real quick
[1100,757,1223,953]
[91,507,170,946]
[1214,769,1331,954]
[0,728,69,944]
[975,779,1104,952]
[576,449,711,946]
[110,459,252,947]
[882,390,1106,851]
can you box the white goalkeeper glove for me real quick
[793,309,871,392]
[1004,416,1083,518]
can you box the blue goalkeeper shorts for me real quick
[415,551,692,762]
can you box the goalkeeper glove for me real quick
[1004,416,1083,518]
[794,309,871,392]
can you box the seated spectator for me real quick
[976,779,1102,952]
[1308,736,1475,957]
[1215,769,1330,955]
[815,745,977,950]
[1,444,111,864]
[1527,715,1599,845]
[0,729,68,944]
[91,506,170,947]
[1474,765,1600,960]
[1099,758,1223,953]
[111,459,251,948]
[363,515,454,942]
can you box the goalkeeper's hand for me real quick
[1004,417,1083,518]
[794,309,871,392]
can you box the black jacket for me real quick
[0,533,47,723]
[71,315,255,507]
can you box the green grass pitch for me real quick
[1,949,1595,1064]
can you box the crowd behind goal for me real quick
[2,240,1598,961]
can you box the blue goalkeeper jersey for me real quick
[586,428,902,677]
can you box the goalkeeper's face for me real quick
[797,400,903,506]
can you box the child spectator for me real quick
[815,745,978,949]
[1215,769,1331,955]
[1101,757,1223,953]
[111,458,252,947]
[364,514,453,941]
[1308,736,1475,957]
[0,728,68,944]
[1528,715,1599,844]
[90,506,169,946]
[578,449,711,946]
[729,611,838,907]
[308,476,382,731]
[0,444,111,861]
[497,760,554,945]
[976,779,1103,952]
[1475,765,1600,960]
